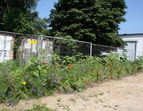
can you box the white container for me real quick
[0,33,14,62]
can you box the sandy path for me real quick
[1,72,143,111]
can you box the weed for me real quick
[89,94,98,97]
[57,98,61,102]
[99,92,104,96]
[62,105,71,111]
[69,98,76,103]
[103,105,112,108]
[24,103,54,111]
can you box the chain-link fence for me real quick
[0,30,142,62]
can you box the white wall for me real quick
[119,34,143,60]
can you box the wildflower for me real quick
[7,93,10,96]
[37,62,40,64]
[11,102,14,107]
[6,101,15,107]
[7,101,11,105]
[42,62,46,65]
[59,65,63,66]
[52,73,56,76]
[66,67,70,70]
[0,93,2,96]
[98,72,102,75]
[20,82,26,85]
[90,86,93,88]
[24,72,27,74]
[106,74,111,77]
[70,65,74,68]
[10,79,14,83]
[53,66,56,68]
[22,93,26,96]
[52,80,57,83]
[32,88,35,91]
[84,81,88,84]
[23,76,27,79]
[48,77,51,79]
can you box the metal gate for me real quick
[18,36,53,62]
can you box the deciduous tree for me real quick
[0,0,47,34]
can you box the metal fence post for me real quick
[90,42,92,56]
[3,35,6,62]
[37,35,43,58]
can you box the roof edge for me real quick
[118,33,143,36]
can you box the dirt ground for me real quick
[1,72,143,111]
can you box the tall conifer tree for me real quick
[49,0,127,47]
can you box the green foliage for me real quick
[0,53,143,106]
[134,56,143,71]
[52,53,84,65]
[49,0,127,47]
[0,0,48,34]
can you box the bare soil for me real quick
[1,72,143,111]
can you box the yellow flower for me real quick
[21,82,26,85]
[22,93,26,96]
[44,94,48,96]
[10,79,14,83]
[98,72,103,75]
[48,77,51,79]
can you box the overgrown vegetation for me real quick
[0,53,143,107]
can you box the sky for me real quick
[36,0,143,34]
